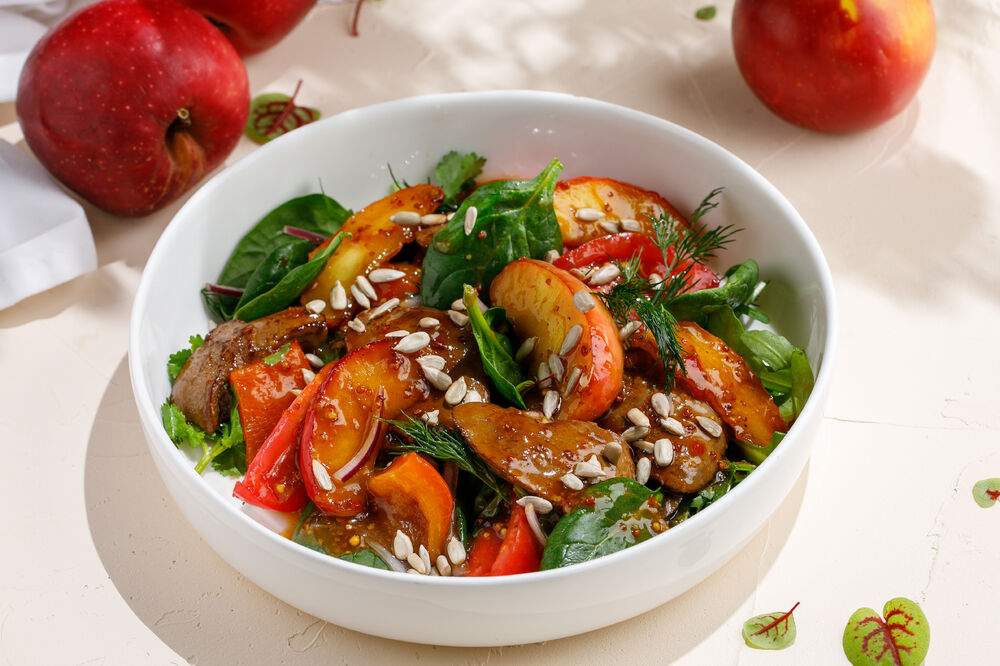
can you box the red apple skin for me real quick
[16,0,249,217]
[176,0,317,56]
[732,0,936,133]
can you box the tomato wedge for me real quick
[466,505,542,576]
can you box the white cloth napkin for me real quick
[0,138,96,309]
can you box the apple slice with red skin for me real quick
[300,184,444,321]
[16,0,249,217]
[490,258,624,421]
[553,176,689,248]
[176,0,317,56]
[300,339,430,516]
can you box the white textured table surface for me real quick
[2,1,998,663]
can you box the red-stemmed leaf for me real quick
[246,81,321,145]
[742,601,799,649]
[843,597,929,666]
[973,478,1000,508]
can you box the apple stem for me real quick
[351,0,366,37]
[174,107,192,129]
[263,80,303,138]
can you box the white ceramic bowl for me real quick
[129,91,837,647]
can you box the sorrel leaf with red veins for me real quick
[843,597,929,666]
[972,478,1000,508]
[741,601,799,649]
[246,85,321,145]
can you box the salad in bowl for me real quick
[160,150,814,578]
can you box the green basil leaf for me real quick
[338,550,391,570]
[541,478,664,569]
[233,231,349,321]
[420,159,564,309]
[167,334,204,383]
[462,285,527,408]
[668,259,759,322]
[233,240,313,316]
[434,150,486,207]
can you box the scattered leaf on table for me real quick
[843,597,929,666]
[742,601,799,649]
[972,478,1000,507]
[695,5,717,20]
[246,80,321,144]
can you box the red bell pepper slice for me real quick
[466,523,505,577]
[467,504,543,576]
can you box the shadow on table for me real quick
[85,355,809,664]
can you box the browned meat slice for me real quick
[453,403,635,511]
[171,307,326,432]
[600,375,727,494]
[345,304,474,373]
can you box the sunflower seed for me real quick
[573,290,596,313]
[574,460,603,478]
[451,298,467,312]
[448,310,469,326]
[368,268,406,283]
[621,218,642,232]
[329,281,348,309]
[619,320,641,341]
[311,459,333,491]
[586,454,603,468]
[421,213,447,225]
[588,263,621,285]
[418,317,440,329]
[368,297,400,320]
[436,554,452,577]
[651,392,673,419]
[575,207,605,222]
[406,568,420,575]
[563,366,582,397]
[305,353,324,368]
[463,389,484,404]
[602,441,622,463]
[444,376,468,405]
[560,324,583,355]
[417,354,446,370]
[301,368,316,384]
[696,415,724,438]
[598,220,620,234]
[356,275,377,300]
[579,373,590,388]
[626,408,651,429]
[304,299,326,315]
[390,211,421,226]
[560,472,585,490]
[407,552,427,575]
[635,457,651,484]
[419,544,432,573]
[622,425,650,442]
[654,438,675,466]
[515,336,537,362]
[421,409,440,426]
[648,272,663,284]
[542,390,560,419]
[347,318,366,333]
[661,417,686,436]
[537,361,552,389]
[393,529,413,560]
[633,439,655,453]
[464,206,478,235]
[544,249,561,263]
[517,495,554,515]
[394,331,431,354]
[569,267,590,281]
[447,537,467,565]
[350,284,371,309]
[548,353,564,381]
[384,329,410,338]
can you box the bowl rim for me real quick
[129,89,838,589]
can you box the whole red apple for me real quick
[16,0,249,217]
[732,0,936,133]
[176,0,318,56]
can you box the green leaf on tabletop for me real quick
[695,5,717,21]
[233,231,349,321]
[462,284,527,408]
[420,158,564,308]
[263,343,292,367]
[167,334,204,383]
[338,550,391,570]
[670,460,755,525]
[843,597,929,666]
[541,478,666,569]
[742,602,799,650]
[246,81,321,145]
[972,478,1000,508]
[434,150,486,207]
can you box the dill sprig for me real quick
[597,187,740,385]
[384,413,504,495]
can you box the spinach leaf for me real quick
[420,159,564,309]
[167,334,204,383]
[233,231,349,321]
[434,151,486,207]
[338,550,391,570]
[738,432,784,465]
[462,285,527,408]
[233,239,313,315]
[669,460,755,526]
[541,478,665,569]
[668,259,759,323]
[203,193,351,320]
[291,502,325,553]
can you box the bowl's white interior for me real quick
[129,91,836,646]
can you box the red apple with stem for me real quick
[16,0,249,217]
[176,0,318,56]
[732,0,936,133]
